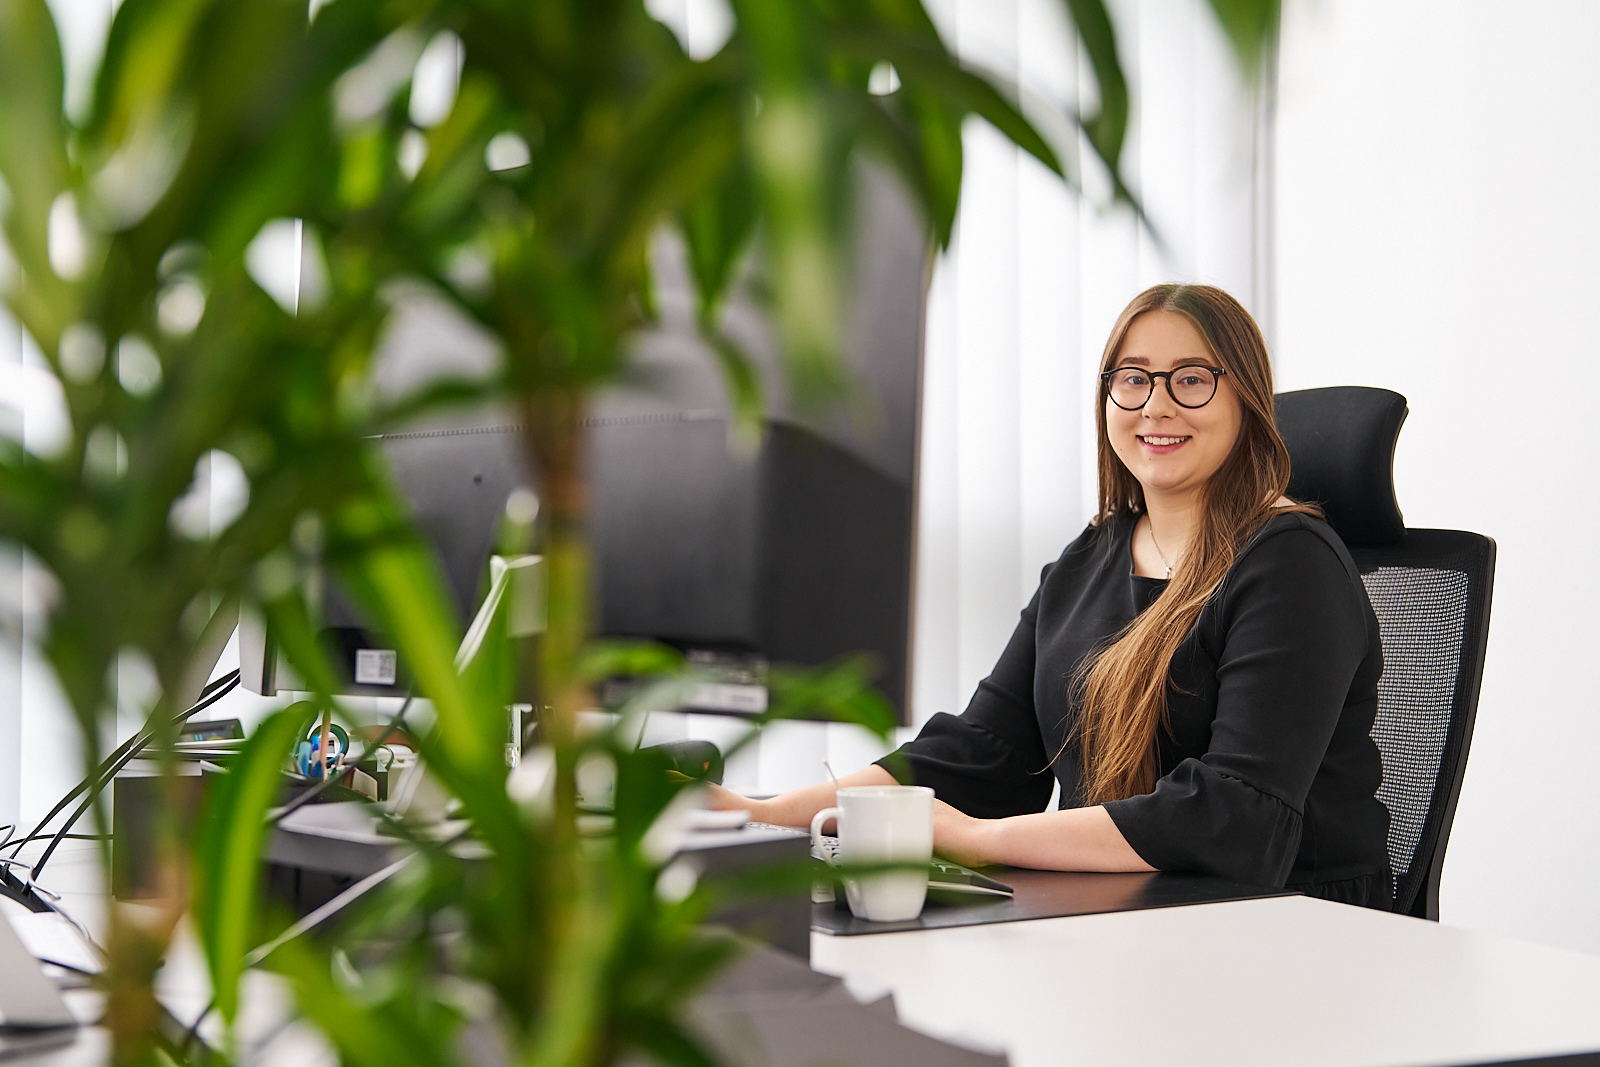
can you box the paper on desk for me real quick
[277,801,390,845]
[0,897,101,974]
[278,800,469,845]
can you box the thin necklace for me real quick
[1147,519,1175,578]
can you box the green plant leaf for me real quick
[627,1016,723,1067]
[331,521,490,771]
[261,589,345,701]
[729,0,853,410]
[192,704,310,1022]
[1205,0,1281,81]
[325,489,526,858]
[89,0,209,149]
[265,932,457,1067]
[1062,0,1131,197]
[0,0,72,332]
[678,161,756,325]
[704,328,765,449]
[829,29,1063,180]
[846,87,963,247]
[577,639,684,684]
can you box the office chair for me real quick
[1275,386,1496,920]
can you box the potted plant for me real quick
[0,0,1278,1062]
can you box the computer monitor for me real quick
[238,424,531,698]
[240,163,928,721]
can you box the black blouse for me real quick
[881,511,1393,908]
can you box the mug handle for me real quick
[810,806,843,864]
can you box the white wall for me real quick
[1275,0,1600,953]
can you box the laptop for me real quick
[0,911,78,1058]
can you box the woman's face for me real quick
[1105,310,1244,504]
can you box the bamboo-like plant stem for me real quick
[520,385,607,1064]
[100,691,188,1067]
[522,386,591,818]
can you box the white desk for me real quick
[812,895,1600,1067]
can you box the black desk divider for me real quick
[813,869,1295,935]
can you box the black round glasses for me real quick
[1099,364,1227,410]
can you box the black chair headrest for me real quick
[1274,386,1409,546]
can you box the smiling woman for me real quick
[711,284,1397,910]
[1101,312,1242,522]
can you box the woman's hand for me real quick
[932,798,994,869]
[697,764,899,830]
[704,782,770,823]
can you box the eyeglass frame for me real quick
[1098,364,1229,410]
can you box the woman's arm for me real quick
[711,773,1154,873]
[933,800,1155,872]
[704,764,898,828]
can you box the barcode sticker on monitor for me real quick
[355,649,397,686]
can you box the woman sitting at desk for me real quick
[709,283,1393,910]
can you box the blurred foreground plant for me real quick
[0,0,1282,1063]
[204,4,1079,1060]
[0,0,483,1060]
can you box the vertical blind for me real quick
[911,0,1274,728]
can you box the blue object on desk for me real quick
[295,724,350,779]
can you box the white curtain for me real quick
[910,0,1273,727]
[0,318,89,829]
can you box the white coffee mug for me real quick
[810,785,934,922]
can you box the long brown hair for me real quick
[1074,284,1317,804]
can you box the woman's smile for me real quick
[1137,434,1191,453]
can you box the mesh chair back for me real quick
[1349,532,1495,918]
[1276,387,1496,919]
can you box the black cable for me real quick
[22,674,397,883]
[19,671,238,854]
[0,674,245,930]
[0,834,107,848]
[181,997,215,1057]
[19,670,238,846]
[13,678,238,873]
[21,673,242,880]
[11,671,240,856]
[0,866,50,913]
[27,676,240,878]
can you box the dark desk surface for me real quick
[812,868,1295,935]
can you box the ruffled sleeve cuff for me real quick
[1103,758,1304,886]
